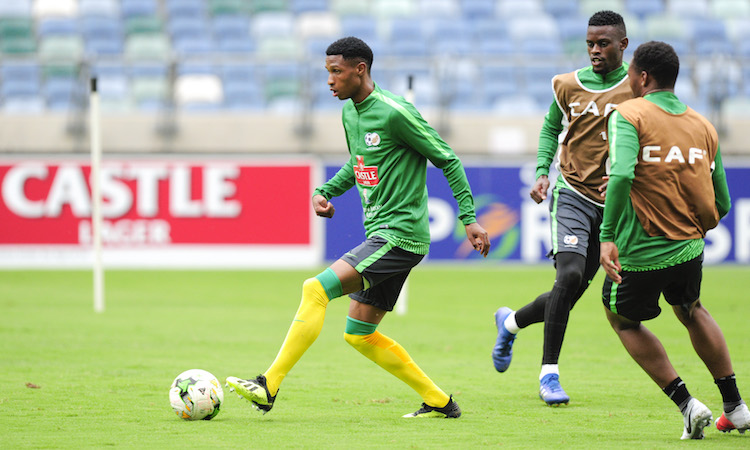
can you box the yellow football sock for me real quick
[264,278,330,395]
[344,331,450,407]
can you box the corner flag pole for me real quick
[90,77,105,313]
[396,75,415,316]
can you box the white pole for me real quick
[396,75,415,317]
[90,77,105,313]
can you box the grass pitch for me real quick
[1,266,748,449]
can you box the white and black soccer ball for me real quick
[169,369,224,420]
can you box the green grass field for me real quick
[1,266,748,449]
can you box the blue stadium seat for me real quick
[289,0,330,15]
[120,0,158,19]
[216,36,256,54]
[666,0,709,18]
[498,0,544,18]
[166,0,206,19]
[340,15,379,42]
[626,0,665,19]
[0,0,32,18]
[81,16,123,56]
[542,0,578,18]
[78,0,119,18]
[44,77,81,111]
[416,0,459,17]
[460,0,495,19]
[38,18,79,36]
[211,15,249,39]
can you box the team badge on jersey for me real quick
[354,155,379,186]
[364,132,381,147]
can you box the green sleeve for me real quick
[535,100,565,179]
[390,106,477,225]
[313,162,355,200]
[712,145,731,218]
[600,110,639,242]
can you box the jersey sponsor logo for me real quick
[641,145,708,164]
[354,155,379,187]
[563,234,579,247]
[364,132,381,147]
[568,101,617,118]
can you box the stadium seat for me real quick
[542,0,578,18]
[216,36,256,54]
[330,0,371,16]
[223,82,266,110]
[416,0,459,17]
[497,0,543,18]
[168,16,211,41]
[78,0,120,18]
[257,36,302,59]
[37,18,79,37]
[124,34,172,61]
[166,0,206,20]
[711,0,750,19]
[131,76,170,111]
[508,15,559,43]
[460,0,494,19]
[32,0,78,18]
[82,16,123,56]
[212,15,249,39]
[626,0,665,20]
[120,0,158,19]
[0,0,31,18]
[43,77,81,111]
[296,12,341,40]
[249,0,288,14]
[666,0,709,18]
[644,14,690,41]
[174,74,224,111]
[493,94,543,115]
[251,12,295,39]
[339,15,379,42]
[125,16,164,36]
[38,36,85,62]
[579,0,624,17]
[482,65,520,105]
[289,0,330,15]
[207,0,248,16]
[372,0,416,18]
[173,36,216,57]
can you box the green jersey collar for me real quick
[578,62,629,89]
[353,83,380,113]
[643,91,687,114]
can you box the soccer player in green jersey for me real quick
[600,41,749,440]
[227,36,491,418]
[492,10,632,405]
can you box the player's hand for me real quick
[529,175,550,204]
[465,222,491,257]
[600,241,622,284]
[313,194,335,218]
[598,175,609,198]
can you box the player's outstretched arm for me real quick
[465,222,491,257]
[529,175,550,204]
[313,194,335,218]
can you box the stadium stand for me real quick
[0,0,749,117]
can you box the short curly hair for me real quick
[588,10,626,38]
[632,41,680,89]
[326,36,373,72]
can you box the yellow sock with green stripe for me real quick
[344,317,450,407]
[264,268,342,396]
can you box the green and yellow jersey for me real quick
[314,83,477,255]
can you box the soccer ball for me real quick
[169,369,224,420]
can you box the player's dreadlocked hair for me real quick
[588,10,626,37]
[326,37,373,73]
[632,41,680,89]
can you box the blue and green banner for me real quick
[324,162,750,264]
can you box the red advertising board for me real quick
[0,158,319,268]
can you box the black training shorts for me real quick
[340,235,424,312]
[602,254,703,322]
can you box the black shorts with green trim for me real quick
[601,254,703,322]
[341,235,424,312]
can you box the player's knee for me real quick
[344,332,368,350]
[302,278,328,306]
[555,253,585,290]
